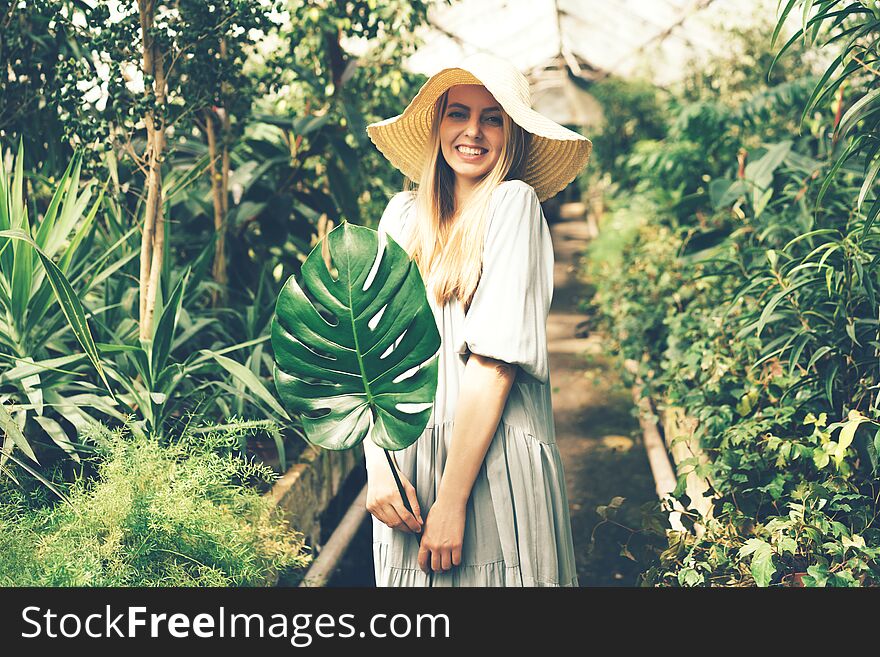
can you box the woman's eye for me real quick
[485,116,502,125]
[448,111,465,119]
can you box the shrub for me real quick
[0,419,311,586]
[584,10,880,586]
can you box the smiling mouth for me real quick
[456,145,488,157]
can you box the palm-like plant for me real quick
[773,1,880,418]
[0,140,115,466]
[773,0,880,235]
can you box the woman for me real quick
[362,53,592,586]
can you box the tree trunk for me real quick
[209,38,231,307]
[138,0,168,341]
[206,107,229,306]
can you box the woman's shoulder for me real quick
[378,190,417,237]
[485,180,543,238]
[388,189,417,209]
[490,179,540,208]
[383,189,417,217]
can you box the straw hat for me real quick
[366,52,592,202]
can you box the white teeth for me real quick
[457,145,485,155]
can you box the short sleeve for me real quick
[377,191,416,245]
[455,181,554,385]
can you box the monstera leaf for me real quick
[272,221,440,451]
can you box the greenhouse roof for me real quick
[406,0,798,87]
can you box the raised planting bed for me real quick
[660,405,715,533]
[264,444,366,585]
[625,359,716,536]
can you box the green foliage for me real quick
[0,417,311,586]
[584,78,667,186]
[51,0,285,168]
[771,1,880,235]
[585,8,880,586]
[0,0,86,170]
[0,141,122,463]
[143,0,433,306]
[273,222,440,450]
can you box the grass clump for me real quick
[0,419,312,586]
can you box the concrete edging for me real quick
[624,358,715,535]
[298,484,369,587]
[264,444,365,583]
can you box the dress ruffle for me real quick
[372,419,579,587]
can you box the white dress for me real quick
[370,179,579,587]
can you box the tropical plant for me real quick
[272,222,440,452]
[772,0,880,236]
[0,141,119,465]
[93,262,297,463]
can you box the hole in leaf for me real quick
[363,232,385,291]
[392,364,420,384]
[396,402,432,414]
[317,308,339,326]
[306,343,335,360]
[288,330,336,361]
[369,304,387,330]
[380,328,407,359]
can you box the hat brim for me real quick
[366,66,592,203]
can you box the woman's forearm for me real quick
[435,353,517,508]
[363,430,387,471]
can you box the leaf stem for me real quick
[384,448,421,547]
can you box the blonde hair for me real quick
[401,88,530,312]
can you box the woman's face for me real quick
[438,84,505,186]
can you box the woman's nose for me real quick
[464,117,483,139]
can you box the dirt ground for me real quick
[546,207,657,586]
[322,205,657,587]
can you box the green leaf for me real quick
[837,410,870,455]
[201,349,291,421]
[815,134,865,213]
[151,267,190,377]
[0,442,69,504]
[0,401,38,463]
[777,536,798,555]
[836,86,880,143]
[678,568,704,587]
[0,229,113,399]
[0,353,84,385]
[33,151,81,252]
[804,564,829,587]
[745,141,791,196]
[756,276,820,337]
[771,0,799,48]
[872,427,880,472]
[841,534,865,550]
[857,150,880,211]
[272,222,440,451]
[739,538,776,587]
[33,415,79,461]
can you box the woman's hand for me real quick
[418,497,466,574]
[366,459,423,534]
